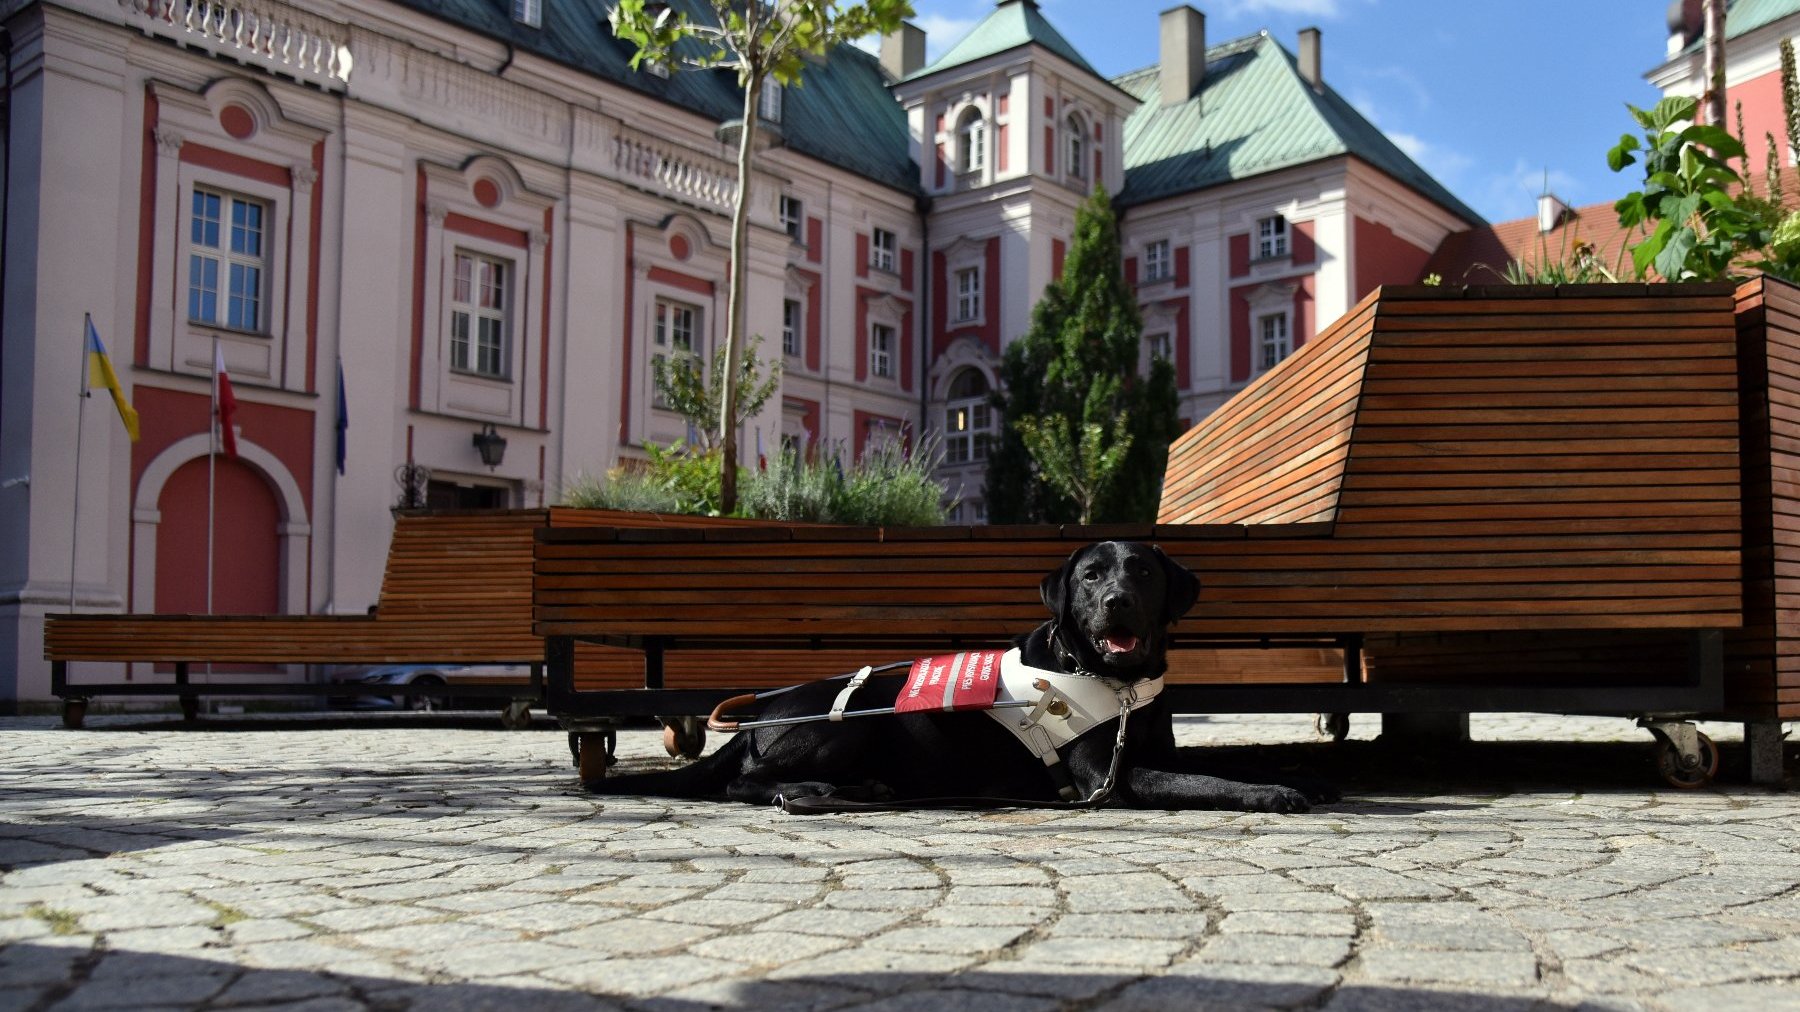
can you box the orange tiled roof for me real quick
[1425,172,1800,285]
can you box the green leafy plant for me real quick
[609,0,913,513]
[560,467,681,513]
[642,441,728,516]
[1012,415,1133,525]
[831,436,952,527]
[736,446,842,523]
[1608,95,1764,280]
[651,334,781,453]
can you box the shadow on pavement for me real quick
[2,941,1570,1011]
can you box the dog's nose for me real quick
[1106,591,1134,612]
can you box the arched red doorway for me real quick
[153,455,281,616]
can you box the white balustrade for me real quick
[120,0,352,89]
[611,129,738,213]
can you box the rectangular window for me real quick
[871,228,897,273]
[449,251,509,378]
[1143,239,1171,282]
[1258,312,1290,372]
[779,195,803,241]
[783,299,802,358]
[1147,331,1172,364]
[188,187,267,332]
[652,298,701,408]
[1257,215,1289,259]
[759,79,783,124]
[955,267,982,322]
[943,400,992,464]
[511,0,541,27]
[869,323,895,379]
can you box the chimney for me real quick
[1667,0,1702,58]
[1298,27,1322,92]
[881,21,926,79]
[1159,6,1205,107]
[1537,193,1571,234]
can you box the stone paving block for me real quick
[687,930,850,966]
[1014,936,1186,969]
[43,970,231,1009]
[302,903,443,933]
[1287,867,1454,901]
[639,898,788,928]
[820,890,941,912]
[1112,962,1338,1010]
[463,901,625,934]
[402,939,586,978]
[941,885,1057,907]
[1216,891,1350,913]
[1199,932,1350,967]
[842,988,1060,1012]
[557,916,720,956]
[348,921,518,952]
[1218,911,1356,937]
[540,954,741,996]
[753,908,911,938]
[1355,949,1539,988]
[1060,873,1192,913]
[921,904,1054,927]
[643,975,867,1011]
[1049,912,1209,939]
[766,948,975,983]
[872,925,1030,954]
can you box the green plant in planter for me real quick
[1608,95,1765,281]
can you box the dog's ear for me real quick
[1041,544,1088,621]
[1153,545,1201,624]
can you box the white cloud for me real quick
[1475,160,1581,222]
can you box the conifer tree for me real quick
[987,187,1181,523]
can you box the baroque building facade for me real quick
[0,0,1478,703]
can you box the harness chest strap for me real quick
[987,648,1164,798]
[829,666,875,721]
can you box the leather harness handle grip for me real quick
[708,693,759,732]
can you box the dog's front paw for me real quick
[1243,785,1312,814]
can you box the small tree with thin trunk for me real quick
[609,0,913,514]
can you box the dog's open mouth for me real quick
[1098,630,1142,657]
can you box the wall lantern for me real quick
[472,423,508,470]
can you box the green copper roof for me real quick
[905,0,1101,82]
[1113,33,1483,225]
[388,0,918,193]
[1717,0,1800,39]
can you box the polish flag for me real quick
[214,345,239,458]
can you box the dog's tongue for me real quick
[1104,633,1139,655]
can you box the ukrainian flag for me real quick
[85,318,139,442]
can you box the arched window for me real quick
[958,109,986,177]
[944,369,993,465]
[1065,112,1086,179]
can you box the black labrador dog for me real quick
[585,541,1335,813]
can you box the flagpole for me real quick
[207,335,217,617]
[69,314,92,613]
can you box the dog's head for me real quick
[1039,541,1201,680]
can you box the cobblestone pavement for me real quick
[2,712,1797,1011]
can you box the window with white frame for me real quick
[1146,331,1172,365]
[1143,239,1171,282]
[449,251,510,379]
[652,298,701,407]
[943,369,993,466]
[782,298,802,358]
[955,267,982,322]
[779,194,803,241]
[511,0,541,26]
[958,109,986,175]
[759,78,783,124]
[1258,312,1290,372]
[869,322,896,379]
[1066,113,1086,179]
[188,187,269,333]
[1257,215,1289,259]
[871,227,897,273]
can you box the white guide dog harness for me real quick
[785,646,1163,802]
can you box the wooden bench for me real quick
[536,282,1749,779]
[42,507,799,726]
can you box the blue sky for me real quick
[890,1,1672,225]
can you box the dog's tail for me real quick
[583,732,748,799]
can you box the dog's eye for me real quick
[1083,570,1101,582]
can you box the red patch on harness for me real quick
[895,649,1005,713]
